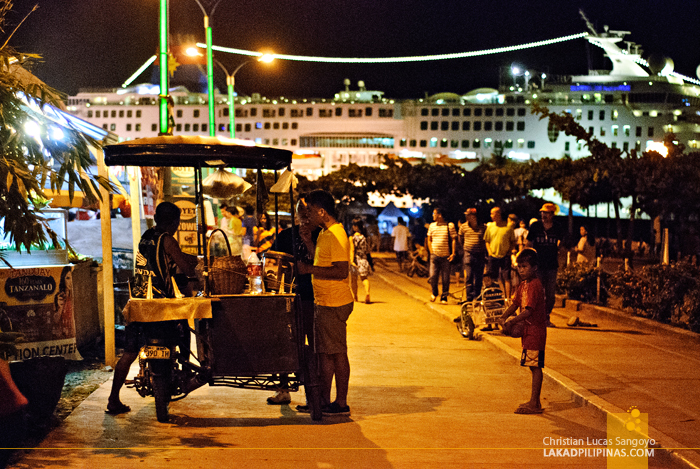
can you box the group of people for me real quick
[416,203,563,415]
[214,203,280,259]
[107,191,357,418]
[422,202,599,415]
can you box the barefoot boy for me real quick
[499,248,547,414]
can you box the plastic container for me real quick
[246,252,264,294]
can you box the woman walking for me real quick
[349,218,372,304]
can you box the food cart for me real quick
[103,136,322,421]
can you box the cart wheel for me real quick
[460,303,476,340]
[406,265,415,277]
[463,315,475,340]
[151,374,170,423]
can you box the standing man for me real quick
[483,207,516,298]
[106,202,198,415]
[427,207,457,304]
[298,190,354,416]
[267,194,321,407]
[526,203,564,327]
[392,217,410,273]
[458,208,486,302]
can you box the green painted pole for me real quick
[205,16,216,136]
[159,0,170,135]
[228,76,235,138]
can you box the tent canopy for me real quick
[377,202,407,222]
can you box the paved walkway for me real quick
[8,256,697,468]
[375,255,700,469]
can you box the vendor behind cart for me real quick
[106,202,198,415]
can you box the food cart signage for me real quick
[174,198,198,255]
[171,167,195,186]
[4,270,56,302]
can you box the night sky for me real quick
[10,0,700,100]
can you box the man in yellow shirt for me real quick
[299,190,354,417]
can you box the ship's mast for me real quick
[579,10,648,78]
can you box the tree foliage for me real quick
[0,1,112,251]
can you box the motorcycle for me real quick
[129,320,208,422]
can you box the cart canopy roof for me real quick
[104,135,292,170]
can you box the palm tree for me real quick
[0,1,111,252]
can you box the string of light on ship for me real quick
[199,32,700,86]
[122,32,700,88]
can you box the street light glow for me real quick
[24,120,40,137]
[646,141,668,157]
[258,54,275,63]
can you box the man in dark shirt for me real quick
[266,194,321,408]
[106,202,198,415]
[526,203,563,327]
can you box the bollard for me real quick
[596,257,601,304]
[567,251,571,265]
[624,258,629,272]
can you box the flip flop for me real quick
[105,403,131,415]
[514,406,544,415]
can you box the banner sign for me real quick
[173,197,199,255]
[0,266,82,361]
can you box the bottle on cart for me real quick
[247,252,264,294]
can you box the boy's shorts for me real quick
[520,349,545,368]
[314,302,353,354]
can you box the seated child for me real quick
[411,240,428,265]
[480,273,505,331]
[499,248,547,415]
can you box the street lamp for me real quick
[218,55,274,139]
[186,48,274,138]
[192,0,222,137]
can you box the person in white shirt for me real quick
[392,217,410,273]
[427,208,457,304]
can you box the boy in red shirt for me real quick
[499,248,547,414]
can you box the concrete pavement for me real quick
[9,259,695,468]
[374,255,700,469]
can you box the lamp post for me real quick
[186,48,274,139]
[192,0,222,137]
[216,56,274,138]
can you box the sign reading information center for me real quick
[0,265,82,361]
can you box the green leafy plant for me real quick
[609,261,700,331]
[557,262,608,304]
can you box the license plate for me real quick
[142,346,170,359]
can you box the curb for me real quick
[559,296,700,341]
[376,266,700,469]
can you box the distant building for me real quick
[66,27,700,183]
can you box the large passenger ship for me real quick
[66,22,700,182]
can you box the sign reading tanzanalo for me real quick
[0,266,82,361]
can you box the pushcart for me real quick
[104,136,323,422]
[456,287,509,340]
